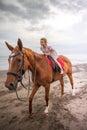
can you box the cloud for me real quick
[50,0,87,11]
[0,0,87,56]
[0,0,50,23]
[0,0,23,21]
[18,0,50,21]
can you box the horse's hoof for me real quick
[44,106,49,115]
[72,89,75,96]
[59,94,64,99]
[28,112,34,117]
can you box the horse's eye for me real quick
[17,59,21,63]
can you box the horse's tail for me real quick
[59,55,72,74]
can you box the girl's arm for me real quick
[45,48,55,55]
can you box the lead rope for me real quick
[15,54,37,101]
[34,64,36,84]
[15,89,25,101]
[15,73,31,102]
[27,54,36,98]
[28,70,31,96]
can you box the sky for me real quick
[0,0,87,56]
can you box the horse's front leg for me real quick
[29,85,39,116]
[44,84,50,115]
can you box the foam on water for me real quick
[66,54,87,65]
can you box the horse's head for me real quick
[5,38,25,91]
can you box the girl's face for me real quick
[40,40,46,47]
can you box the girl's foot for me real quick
[61,70,63,74]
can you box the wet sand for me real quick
[0,64,87,130]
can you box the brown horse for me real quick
[5,38,75,115]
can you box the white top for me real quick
[40,45,58,59]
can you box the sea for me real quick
[0,54,87,71]
[0,43,87,70]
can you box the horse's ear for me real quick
[5,42,14,51]
[17,38,23,51]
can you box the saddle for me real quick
[47,55,64,73]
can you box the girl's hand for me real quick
[45,53,50,56]
[44,53,46,56]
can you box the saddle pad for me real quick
[57,58,64,67]
[47,57,64,68]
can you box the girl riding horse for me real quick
[40,38,63,74]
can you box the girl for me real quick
[40,37,63,74]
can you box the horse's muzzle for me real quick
[5,82,16,90]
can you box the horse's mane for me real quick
[23,47,46,61]
[23,47,33,53]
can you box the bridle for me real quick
[7,51,25,83]
[7,50,36,101]
[7,51,28,101]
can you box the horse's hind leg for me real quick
[44,84,50,115]
[60,76,64,97]
[67,73,75,96]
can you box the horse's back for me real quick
[59,55,72,73]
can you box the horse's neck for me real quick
[34,52,47,68]
[24,47,47,72]
[24,47,35,72]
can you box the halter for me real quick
[7,51,36,101]
[7,51,25,87]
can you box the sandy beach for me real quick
[0,64,87,130]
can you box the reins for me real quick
[34,54,37,84]
[7,51,25,81]
[7,51,37,102]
